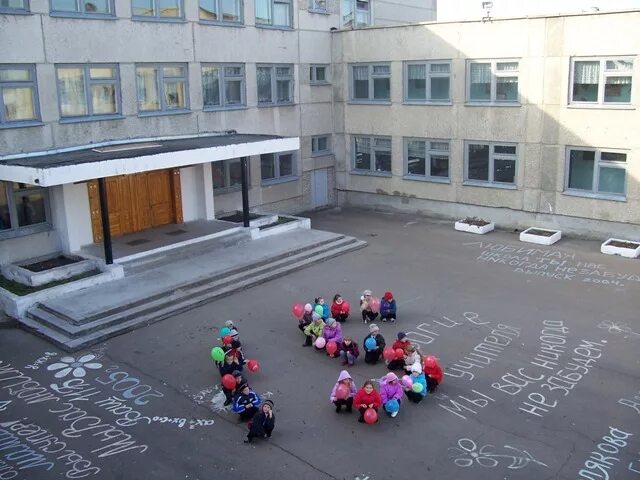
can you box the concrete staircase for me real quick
[19,230,367,351]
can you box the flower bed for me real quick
[519,227,562,246]
[454,217,495,235]
[601,238,640,258]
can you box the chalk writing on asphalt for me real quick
[405,311,490,347]
[577,426,633,480]
[448,438,547,469]
[25,352,58,370]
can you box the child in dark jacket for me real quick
[363,324,386,365]
[338,336,360,366]
[299,304,314,332]
[222,369,247,406]
[354,381,382,423]
[245,400,275,443]
[379,291,397,322]
[232,384,261,421]
[330,370,357,413]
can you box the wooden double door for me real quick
[88,169,183,242]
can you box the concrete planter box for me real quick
[519,227,562,246]
[601,238,640,259]
[454,220,495,235]
[250,215,311,240]
[2,255,99,287]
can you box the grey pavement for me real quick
[1,207,640,480]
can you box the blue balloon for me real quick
[365,337,377,350]
[385,399,399,413]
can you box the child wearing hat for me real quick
[363,324,386,365]
[360,290,378,324]
[331,294,350,323]
[379,291,397,323]
[387,332,412,370]
[330,370,357,413]
[302,313,324,347]
[338,336,360,366]
[354,381,382,423]
[245,400,275,443]
[404,363,427,403]
[232,383,262,421]
[322,318,343,355]
[403,345,422,375]
[423,355,444,392]
[298,304,314,333]
[379,372,403,418]
[314,297,330,320]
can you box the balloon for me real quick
[335,384,350,400]
[364,408,378,425]
[222,335,233,345]
[382,347,396,362]
[394,348,405,360]
[424,356,437,368]
[315,337,326,349]
[314,305,324,316]
[342,301,350,312]
[292,303,304,319]
[221,374,236,390]
[247,359,260,372]
[219,327,231,337]
[385,399,399,413]
[326,341,338,355]
[369,297,380,313]
[304,303,313,313]
[365,337,377,350]
[401,375,413,388]
[412,382,424,393]
[211,346,225,362]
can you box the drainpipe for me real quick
[97,178,113,265]
[240,157,250,228]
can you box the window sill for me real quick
[462,181,517,190]
[59,115,124,124]
[403,100,452,106]
[203,105,248,112]
[562,190,626,202]
[257,102,296,108]
[255,24,294,31]
[311,151,332,158]
[402,175,450,184]
[566,104,635,111]
[465,101,521,107]
[198,20,245,27]
[138,109,191,117]
[0,9,31,15]
[310,82,331,86]
[131,16,186,23]
[0,223,52,241]
[350,170,392,178]
[261,175,299,186]
[49,12,117,20]
[308,9,330,14]
[348,100,392,105]
[0,121,44,130]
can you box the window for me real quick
[467,60,519,103]
[51,0,114,15]
[311,135,331,156]
[255,0,292,27]
[571,58,633,105]
[404,138,450,180]
[212,159,246,190]
[56,65,120,120]
[0,182,50,237]
[261,152,296,183]
[465,142,517,185]
[132,0,182,19]
[342,0,370,27]
[353,136,392,174]
[199,0,242,23]
[257,64,293,106]
[308,0,326,12]
[202,64,245,109]
[351,63,390,102]
[310,65,329,85]
[135,64,188,114]
[565,148,626,197]
[0,0,29,13]
[405,61,451,102]
[0,65,40,127]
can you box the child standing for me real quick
[354,381,382,423]
[379,372,403,418]
[329,370,357,413]
[322,318,343,355]
[302,313,324,347]
[331,294,350,323]
[245,400,275,443]
[338,336,360,366]
[232,384,261,421]
[363,324,386,365]
[423,355,443,393]
[379,291,397,323]
[387,332,412,370]
[360,290,378,324]
[404,363,427,403]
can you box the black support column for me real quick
[240,157,250,228]
[97,177,113,265]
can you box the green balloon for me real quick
[220,327,231,337]
[412,382,424,393]
[314,305,324,316]
[211,347,225,362]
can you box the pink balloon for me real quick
[369,297,380,313]
[336,384,349,400]
[326,340,338,355]
[342,301,351,312]
[364,408,378,424]
[292,303,304,319]
[247,359,260,372]
[382,347,396,362]
[315,337,326,349]
[401,375,413,388]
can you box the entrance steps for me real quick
[18,230,367,352]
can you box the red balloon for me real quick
[326,341,338,355]
[369,297,380,313]
[292,303,304,319]
[394,348,405,360]
[221,374,236,390]
[335,384,349,400]
[363,408,378,425]
[247,359,260,372]
[222,335,233,345]
[382,347,396,362]
[342,301,351,312]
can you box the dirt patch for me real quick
[21,255,80,272]
[0,270,101,296]
[526,229,557,237]
[219,212,263,223]
[461,217,491,227]
[258,216,297,230]
[607,240,640,249]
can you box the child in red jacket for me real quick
[387,331,412,370]
[331,294,350,323]
[354,381,382,423]
[423,355,443,392]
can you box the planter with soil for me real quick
[601,238,640,259]
[1,254,99,287]
[454,217,495,235]
[519,227,562,246]
[250,214,311,239]
[218,211,278,228]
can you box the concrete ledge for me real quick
[520,227,562,246]
[601,238,640,258]
[2,255,99,287]
[250,215,311,240]
[454,220,495,235]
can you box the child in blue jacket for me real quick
[232,384,261,421]
[380,291,397,323]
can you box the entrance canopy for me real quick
[0,132,299,187]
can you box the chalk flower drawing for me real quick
[47,354,103,378]
[598,320,640,338]
[449,438,547,469]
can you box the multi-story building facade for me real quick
[0,1,638,265]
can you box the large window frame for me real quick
[466,59,520,104]
[464,141,518,187]
[260,151,297,184]
[569,57,634,107]
[404,61,451,103]
[352,135,392,175]
[0,64,41,128]
[135,63,189,115]
[403,138,450,182]
[55,64,122,122]
[50,0,115,17]
[202,63,246,110]
[131,0,184,20]
[257,64,294,106]
[350,63,391,103]
[564,147,627,200]
[0,0,29,14]
[212,158,248,192]
[308,0,327,13]
[0,182,51,239]
[199,0,243,24]
[342,0,370,28]
[255,0,292,28]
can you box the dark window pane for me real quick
[604,77,632,103]
[202,67,220,106]
[601,152,626,162]
[430,77,449,100]
[225,79,242,105]
[279,154,293,177]
[315,67,326,82]
[598,167,625,194]
[430,155,449,178]
[373,77,390,100]
[354,138,371,170]
[212,162,225,189]
[468,144,489,181]
[494,145,516,154]
[261,154,275,180]
[257,67,272,103]
[407,141,425,175]
[229,160,242,187]
[354,79,368,99]
[494,158,515,183]
[15,191,46,227]
[375,151,391,172]
[568,150,595,190]
[276,79,290,103]
[0,183,11,230]
[496,77,518,101]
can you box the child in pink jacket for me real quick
[379,372,403,418]
[329,370,357,413]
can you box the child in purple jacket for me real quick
[329,370,357,413]
[379,372,403,418]
[322,318,343,348]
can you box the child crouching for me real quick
[338,336,360,366]
[330,370,357,413]
[245,400,275,443]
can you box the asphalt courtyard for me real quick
[1,208,639,480]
